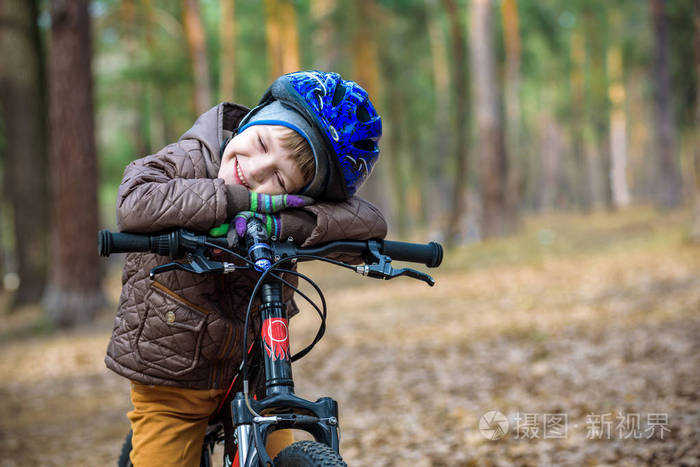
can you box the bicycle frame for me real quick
[98,226,441,467]
[232,279,340,467]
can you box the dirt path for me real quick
[1,210,698,466]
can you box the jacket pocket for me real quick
[136,283,209,376]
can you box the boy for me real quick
[106,71,385,466]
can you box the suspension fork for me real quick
[233,280,295,467]
[233,276,344,466]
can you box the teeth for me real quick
[236,158,247,187]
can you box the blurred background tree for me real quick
[0,0,49,310]
[43,0,105,326]
[0,0,697,325]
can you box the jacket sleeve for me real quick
[116,140,250,233]
[278,196,387,264]
[301,197,387,245]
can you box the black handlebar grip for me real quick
[98,230,151,256]
[381,240,443,268]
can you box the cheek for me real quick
[218,159,235,184]
[254,182,282,195]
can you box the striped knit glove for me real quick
[241,193,313,239]
[248,192,314,213]
[209,193,314,246]
[207,213,281,248]
[234,211,281,239]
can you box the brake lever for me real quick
[356,254,435,286]
[391,267,436,286]
[149,252,250,279]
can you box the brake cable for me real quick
[198,242,354,417]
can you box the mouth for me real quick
[234,157,250,189]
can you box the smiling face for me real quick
[218,125,308,195]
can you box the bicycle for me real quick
[99,218,442,466]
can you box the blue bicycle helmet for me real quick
[238,71,382,200]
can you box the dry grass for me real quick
[1,206,698,466]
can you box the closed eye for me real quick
[276,172,287,193]
[258,135,267,153]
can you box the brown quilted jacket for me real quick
[105,102,387,389]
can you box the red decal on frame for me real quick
[262,318,290,361]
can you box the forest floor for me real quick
[0,206,698,466]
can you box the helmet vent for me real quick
[356,105,370,122]
[331,84,346,106]
[353,139,375,152]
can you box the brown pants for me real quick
[128,382,293,466]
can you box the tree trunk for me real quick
[264,0,282,80]
[311,0,337,70]
[691,0,700,242]
[500,0,523,222]
[219,0,236,101]
[376,10,408,236]
[470,0,509,238]
[141,0,168,151]
[121,0,151,158]
[264,0,300,81]
[426,0,451,230]
[385,79,408,236]
[351,0,390,219]
[537,117,563,212]
[650,0,683,209]
[583,7,613,211]
[45,0,104,327]
[625,70,653,201]
[278,1,300,74]
[182,0,212,115]
[351,0,379,118]
[570,29,591,210]
[584,132,605,209]
[0,0,49,309]
[607,39,631,208]
[442,0,469,246]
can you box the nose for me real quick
[247,155,274,186]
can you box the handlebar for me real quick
[98,228,443,268]
[99,222,441,409]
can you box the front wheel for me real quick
[117,431,133,467]
[273,440,347,467]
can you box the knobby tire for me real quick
[273,440,347,467]
[117,431,133,467]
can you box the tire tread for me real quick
[274,440,347,467]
